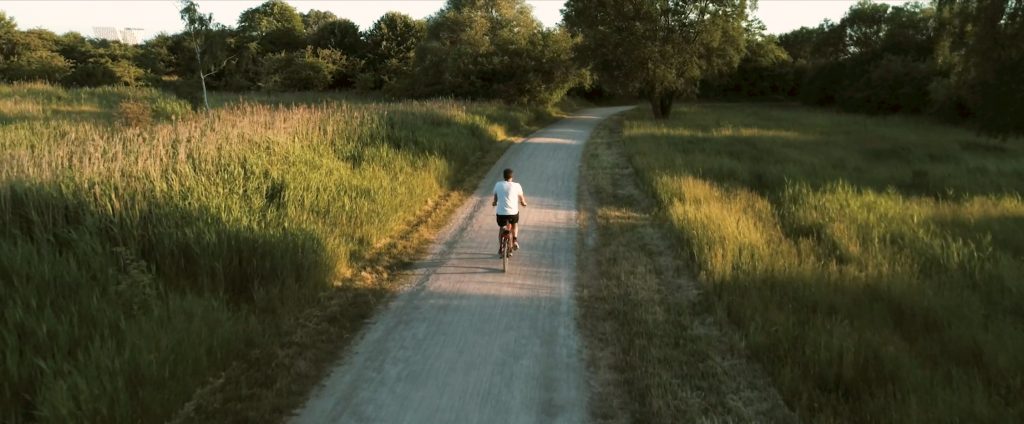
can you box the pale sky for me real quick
[0,0,912,39]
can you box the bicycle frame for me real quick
[499,224,512,272]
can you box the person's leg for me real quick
[496,216,504,254]
[511,222,519,250]
[497,217,509,252]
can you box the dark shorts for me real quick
[496,214,519,227]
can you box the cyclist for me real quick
[493,168,527,255]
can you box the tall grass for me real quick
[0,83,550,423]
[0,82,191,124]
[620,103,1024,422]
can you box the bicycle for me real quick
[498,223,514,272]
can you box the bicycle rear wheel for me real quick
[502,237,509,272]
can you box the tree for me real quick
[406,0,582,105]
[778,2,939,114]
[54,32,97,65]
[179,0,231,111]
[63,56,145,87]
[842,0,892,56]
[936,0,1024,137]
[0,12,16,60]
[137,33,177,77]
[301,9,338,33]
[0,25,72,83]
[363,12,426,89]
[704,17,792,98]
[0,11,14,35]
[263,47,337,90]
[1,50,71,83]
[778,26,823,63]
[237,0,305,53]
[564,0,749,118]
[308,18,365,55]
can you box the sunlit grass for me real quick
[621,103,1024,422]
[0,81,191,124]
[0,83,554,423]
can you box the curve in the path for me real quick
[291,107,634,424]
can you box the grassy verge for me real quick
[616,103,1024,422]
[0,82,570,423]
[577,114,794,423]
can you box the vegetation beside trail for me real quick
[577,116,795,423]
[616,103,1024,422]
[0,82,564,423]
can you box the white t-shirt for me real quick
[493,181,524,216]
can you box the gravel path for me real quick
[290,107,634,424]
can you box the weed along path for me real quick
[290,107,633,424]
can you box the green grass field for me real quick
[0,82,558,423]
[618,103,1024,422]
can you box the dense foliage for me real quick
[0,1,579,107]
[564,0,749,118]
[3,1,1018,130]
[404,0,582,105]
[704,0,1023,136]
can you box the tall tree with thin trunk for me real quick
[563,0,749,118]
[178,0,229,111]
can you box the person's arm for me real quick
[519,193,527,207]
[492,193,498,207]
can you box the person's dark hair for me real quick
[503,168,514,181]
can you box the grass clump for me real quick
[0,83,556,423]
[619,103,1024,422]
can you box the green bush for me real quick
[262,47,359,91]
[843,55,936,114]
[0,50,71,83]
[64,58,146,87]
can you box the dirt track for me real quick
[290,107,633,424]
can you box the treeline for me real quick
[0,0,581,106]
[705,0,1023,137]
[3,0,1020,135]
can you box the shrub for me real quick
[117,99,153,127]
[799,60,850,106]
[263,51,330,91]
[262,47,358,91]
[65,57,146,87]
[842,55,936,114]
[0,50,71,83]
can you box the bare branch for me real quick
[202,55,236,78]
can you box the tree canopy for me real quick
[1,0,1019,135]
[363,12,427,90]
[407,0,582,105]
[237,0,305,52]
[564,0,749,118]
[301,9,338,33]
[308,18,364,55]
